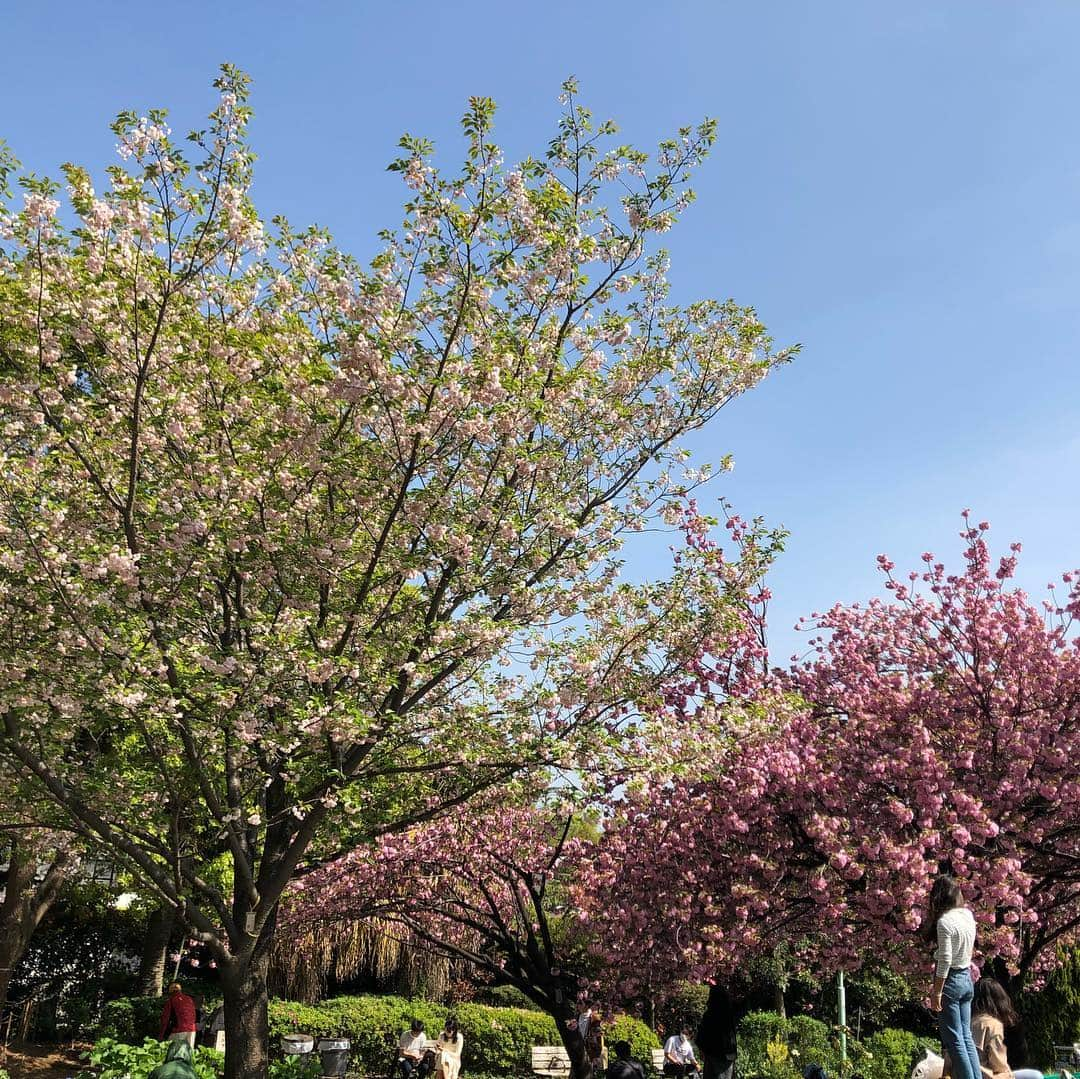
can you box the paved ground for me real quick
[1,1043,87,1079]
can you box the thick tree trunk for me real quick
[0,934,22,1017]
[0,842,73,1016]
[556,1015,593,1079]
[222,949,272,1079]
[773,983,786,1019]
[137,902,176,996]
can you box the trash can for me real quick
[318,1037,351,1077]
[283,1033,315,1056]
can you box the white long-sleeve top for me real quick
[935,906,976,978]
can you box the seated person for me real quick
[664,1025,700,1079]
[971,977,1043,1079]
[434,1017,464,1079]
[398,1019,428,1079]
[608,1040,646,1079]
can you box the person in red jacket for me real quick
[159,982,197,1047]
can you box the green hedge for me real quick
[99,992,942,1079]
[269,995,658,1075]
[101,992,659,1075]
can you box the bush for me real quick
[863,1027,937,1079]
[75,1036,321,1079]
[738,1011,792,1078]
[655,983,710,1037]
[97,996,165,1042]
[269,993,566,1074]
[97,986,225,1043]
[1022,950,1080,1068]
[75,1037,225,1079]
[267,994,658,1075]
[475,985,544,1012]
[607,1014,661,1064]
[736,1009,934,1079]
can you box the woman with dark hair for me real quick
[924,875,980,1079]
[971,976,1043,1079]
[696,983,739,1079]
[435,1016,464,1079]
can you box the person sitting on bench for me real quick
[398,1020,428,1079]
[664,1025,700,1079]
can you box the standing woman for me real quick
[696,983,739,1079]
[585,1013,608,1077]
[925,875,981,1079]
[435,1016,464,1079]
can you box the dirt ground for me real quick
[0,1043,88,1079]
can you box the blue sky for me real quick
[4,1,1079,662]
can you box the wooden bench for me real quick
[532,1046,572,1077]
[530,1045,667,1076]
[1054,1045,1080,1071]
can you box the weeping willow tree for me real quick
[271,919,456,1003]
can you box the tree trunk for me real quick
[556,1015,593,1079]
[222,949,271,1079]
[137,903,176,996]
[773,983,786,1020]
[0,933,22,1018]
[0,842,73,1016]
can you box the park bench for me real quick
[530,1045,668,1076]
[1055,1045,1080,1071]
[532,1046,572,1077]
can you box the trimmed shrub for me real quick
[476,986,544,1012]
[607,1014,661,1064]
[863,1027,937,1079]
[269,993,657,1074]
[738,1011,792,1078]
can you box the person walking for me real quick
[159,982,197,1048]
[971,976,1043,1079]
[696,983,739,1079]
[925,875,980,1079]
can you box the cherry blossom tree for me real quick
[287,801,598,1073]
[283,513,778,1079]
[579,520,1080,1002]
[0,69,790,1077]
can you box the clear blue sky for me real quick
[5,1,1079,662]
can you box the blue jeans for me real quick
[939,969,981,1079]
